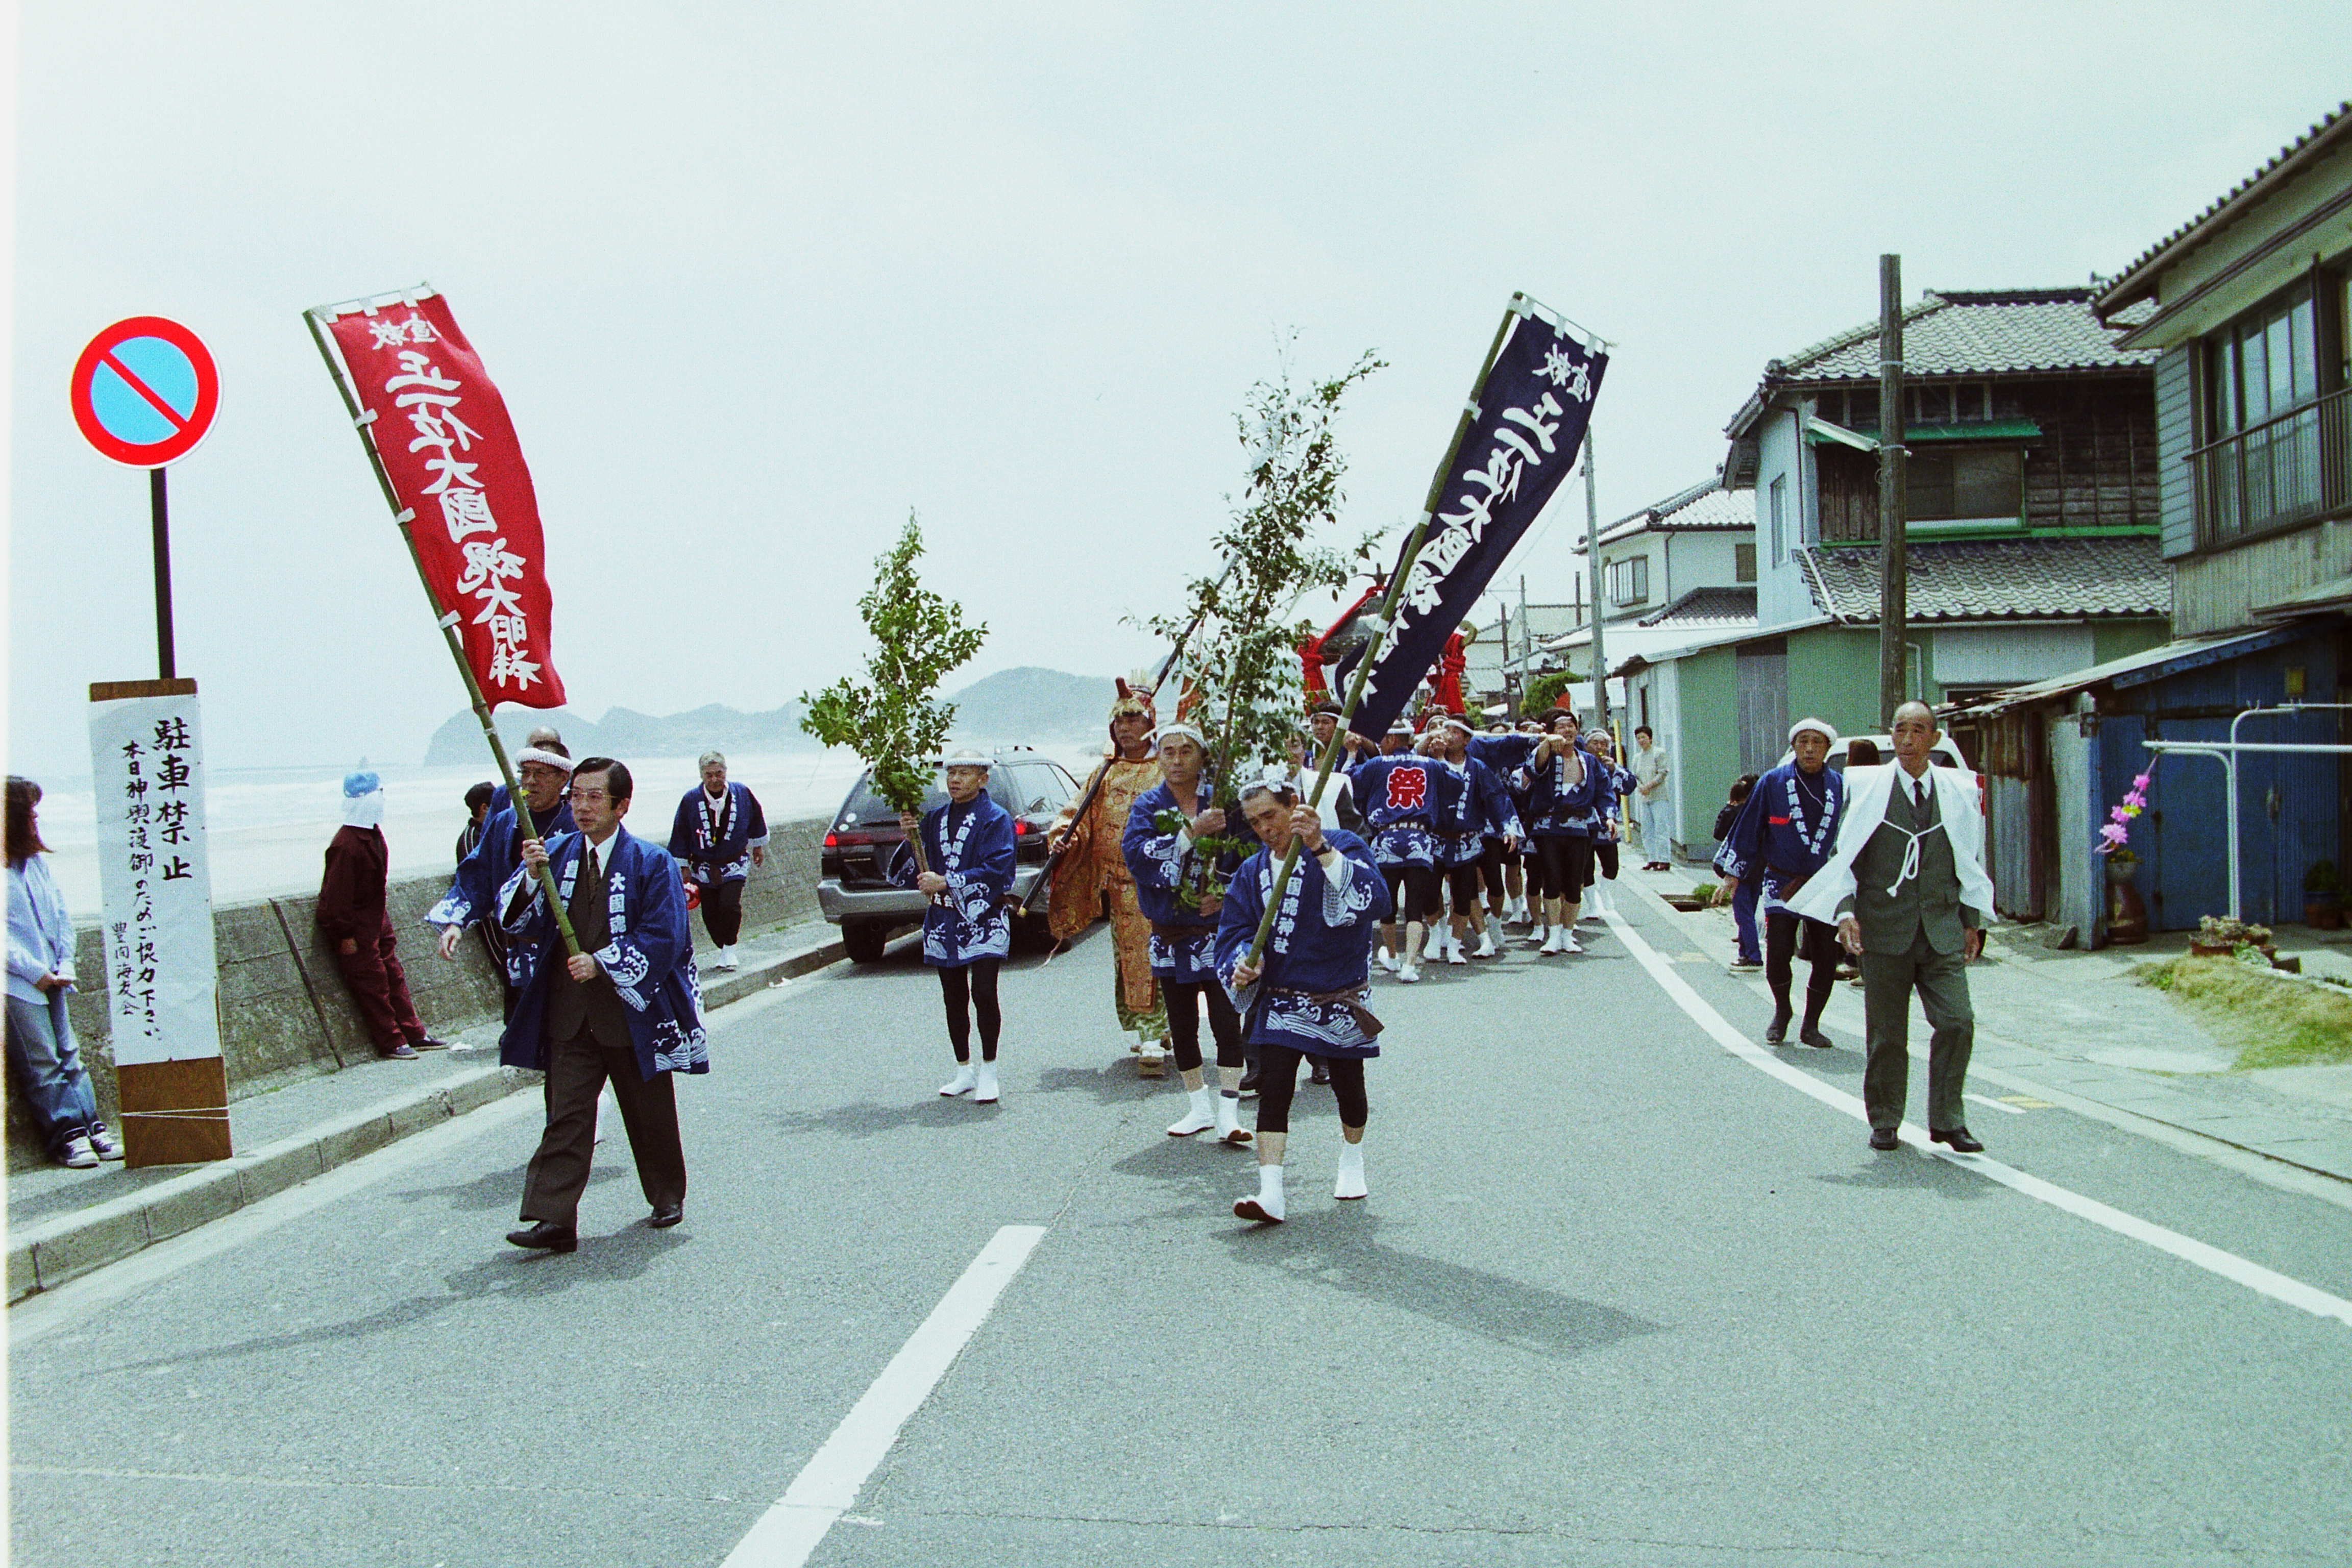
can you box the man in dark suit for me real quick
[1788,703,1994,1154]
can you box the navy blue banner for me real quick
[1334,309,1607,740]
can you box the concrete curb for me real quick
[5,932,848,1307]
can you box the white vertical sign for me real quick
[88,692,222,1067]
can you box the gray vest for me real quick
[1847,774,1968,957]
[546,843,634,1051]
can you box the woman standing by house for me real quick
[7,777,119,1168]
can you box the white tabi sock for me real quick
[1335,1140,1367,1200]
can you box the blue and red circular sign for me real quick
[70,316,220,468]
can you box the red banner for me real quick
[327,294,566,708]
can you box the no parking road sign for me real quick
[70,316,219,468]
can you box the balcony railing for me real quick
[2191,382,2352,547]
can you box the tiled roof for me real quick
[1598,476,1753,545]
[2098,102,2352,313]
[1798,537,2169,624]
[1768,289,2158,385]
[1637,586,1756,629]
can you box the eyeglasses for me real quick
[567,788,611,804]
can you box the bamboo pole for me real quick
[302,300,581,958]
[1237,303,1522,975]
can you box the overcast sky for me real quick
[9,2,2347,777]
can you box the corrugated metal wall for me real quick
[2154,345,2196,559]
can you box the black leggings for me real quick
[699,877,745,946]
[1444,863,1484,914]
[1588,841,1619,888]
[1478,840,1508,898]
[1535,836,1592,902]
[1522,844,1552,900]
[938,958,1001,1062]
[1382,864,1443,924]
[1253,1045,1368,1134]
[1765,910,1839,1023]
[1163,977,1243,1072]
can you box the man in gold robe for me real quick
[1047,680,1170,1072]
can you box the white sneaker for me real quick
[88,1126,124,1161]
[940,1062,978,1097]
[1335,1141,1367,1200]
[60,1135,99,1169]
[1398,962,1422,984]
[1539,928,1566,955]
[1215,1092,1252,1145]
[1376,949,1399,974]
[975,1061,1000,1102]
[1167,1087,1217,1137]
[1474,930,1498,959]
[1235,1165,1287,1223]
[1560,932,1584,953]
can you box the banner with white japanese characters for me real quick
[88,689,223,1068]
[323,293,568,707]
[1333,310,1607,739]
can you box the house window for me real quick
[2199,280,2332,543]
[1905,448,2022,527]
[1768,475,1787,564]
[1606,556,1649,606]
[1734,542,1756,583]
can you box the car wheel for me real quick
[841,920,889,965]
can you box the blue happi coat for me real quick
[1714,761,1846,914]
[1120,778,1252,983]
[668,781,770,886]
[1427,755,1522,865]
[1214,828,1390,1059]
[498,826,707,1081]
[1591,760,1636,841]
[917,792,1015,968]
[427,796,577,933]
[1349,754,1442,870]
[1524,743,1610,839]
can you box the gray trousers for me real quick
[521,1032,686,1227]
[1860,933,1975,1132]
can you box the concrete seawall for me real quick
[7,819,827,1171]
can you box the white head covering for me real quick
[1440,716,1474,737]
[514,746,573,773]
[939,747,994,771]
[341,767,384,830]
[1788,716,1840,747]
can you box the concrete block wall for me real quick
[6,817,827,1171]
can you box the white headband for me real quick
[1157,721,1208,751]
[1788,717,1839,746]
[514,746,573,772]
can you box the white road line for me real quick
[1965,1092,2027,1116]
[1604,910,2352,1329]
[723,1224,1046,1567]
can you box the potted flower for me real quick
[2305,860,2344,932]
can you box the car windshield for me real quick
[840,769,1022,825]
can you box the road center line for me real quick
[723,1224,1046,1567]
[1604,909,2352,1329]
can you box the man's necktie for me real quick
[1914,780,1928,815]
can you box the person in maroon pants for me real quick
[317,769,450,1060]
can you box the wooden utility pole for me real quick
[1875,254,1908,720]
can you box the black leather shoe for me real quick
[648,1204,684,1229]
[1868,1128,1899,1152]
[411,1036,454,1051]
[1798,1026,1834,1050]
[1929,1126,1984,1154]
[1309,1062,1331,1085]
[1237,1071,1261,1099]
[506,1221,577,1253]
[1764,1009,1792,1045]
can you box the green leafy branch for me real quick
[799,513,988,823]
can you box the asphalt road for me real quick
[12,889,2352,1566]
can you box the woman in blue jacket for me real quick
[900,749,1017,1105]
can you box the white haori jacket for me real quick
[1782,764,1995,929]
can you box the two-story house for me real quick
[1949,104,2350,941]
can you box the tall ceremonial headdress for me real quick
[303,284,582,956]
[1239,293,1609,977]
